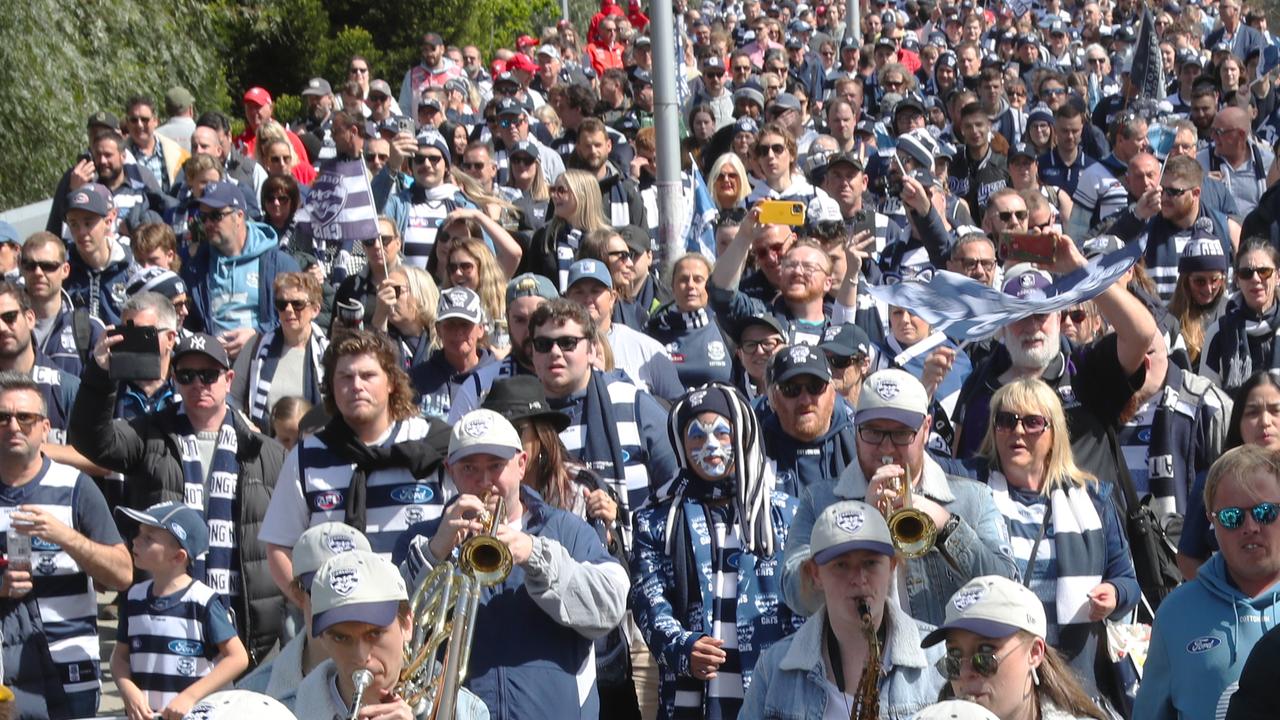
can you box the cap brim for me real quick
[502,408,572,433]
[921,617,1024,647]
[813,539,895,564]
[436,311,481,324]
[775,366,832,384]
[312,600,401,637]
[115,506,165,529]
[296,570,318,593]
[448,444,520,465]
[855,408,925,429]
[818,340,858,356]
[172,348,231,369]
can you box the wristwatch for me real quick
[937,514,961,546]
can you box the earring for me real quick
[1031,665,1040,687]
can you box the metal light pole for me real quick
[650,0,685,277]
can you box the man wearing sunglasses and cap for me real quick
[1136,445,1280,720]
[70,330,287,665]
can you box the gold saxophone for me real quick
[880,456,937,559]
[852,599,882,720]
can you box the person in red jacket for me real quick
[587,14,626,77]
[233,86,311,173]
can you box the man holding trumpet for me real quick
[396,408,629,719]
[782,369,1018,625]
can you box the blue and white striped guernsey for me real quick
[401,190,459,269]
[297,417,448,557]
[120,579,236,711]
[0,460,108,713]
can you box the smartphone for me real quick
[999,232,1057,264]
[757,200,807,226]
[109,324,162,382]
[396,115,417,135]
[851,209,876,237]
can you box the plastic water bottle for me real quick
[5,524,30,572]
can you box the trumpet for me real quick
[852,598,881,720]
[879,456,937,559]
[399,492,514,720]
[349,668,373,720]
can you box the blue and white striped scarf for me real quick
[175,408,241,600]
[247,324,328,429]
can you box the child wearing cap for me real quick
[111,502,249,719]
[743,500,945,719]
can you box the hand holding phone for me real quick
[108,324,162,382]
[999,232,1057,265]
[756,200,807,226]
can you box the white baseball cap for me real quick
[183,690,297,720]
[921,575,1047,647]
[857,368,930,429]
[912,700,1001,720]
[811,499,895,564]
[310,550,407,637]
[448,409,524,464]
[291,522,373,591]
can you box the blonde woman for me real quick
[708,152,751,212]
[255,120,315,184]
[444,237,509,352]
[373,264,440,368]
[519,169,611,290]
[978,377,1138,708]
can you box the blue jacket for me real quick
[1133,552,1280,720]
[740,605,946,720]
[630,491,803,720]
[181,222,300,335]
[394,486,629,720]
[409,348,501,423]
[758,398,858,497]
[783,456,1018,626]
[38,295,105,376]
[65,241,135,326]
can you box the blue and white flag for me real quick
[294,158,378,282]
[685,164,718,259]
[865,239,1144,341]
[675,14,692,107]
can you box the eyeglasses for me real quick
[1191,274,1226,288]
[1214,502,1280,530]
[742,337,784,355]
[781,260,828,276]
[0,412,44,432]
[993,411,1051,434]
[857,426,916,445]
[755,143,788,157]
[958,258,997,272]
[174,368,224,385]
[362,235,397,246]
[1238,266,1276,281]
[511,155,536,166]
[996,209,1029,223]
[172,298,190,312]
[938,640,1029,680]
[531,335,588,353]
[777,378,829,398]
[607,249,639,263]
[20,260,62,274]
[274,299,310,313]
[414,154,445,166]
[1161,186,1193,198]
[363,153,389,163]
[199,208,235,223]
[1060,309,1089,324]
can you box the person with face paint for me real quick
[630,384,803,720]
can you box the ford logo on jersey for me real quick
[1186,636,1221,654]
[31,537,59,552]
[390,485,435,504]
[314,491,343,511]
[168,639,205,656]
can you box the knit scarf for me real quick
[175,407,240,598]
[668,474,738,650]
[313,416,448,532]
[248,324,328,429]
[556,225,583,291]
[652,306,711,334]
[1224,300,1280,389]
[988,471,1105,626]
[580,369,628,511]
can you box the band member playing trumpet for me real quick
[782,370,1018,626]
[742,500,946,719]
[294,550,490,720]
[395,409,629,719]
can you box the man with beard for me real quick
[293,78,336,165]
[45,115,163,236]
[0,371,131,720]
[712,229,834,347]
[62,184,135,326]
[0,282,81,453]
[952,244,1159,488]
[572,118,645,228]
[398,33,466,121]
[499,273,558,378]
[20,232,104,376]
[758,344,855,495]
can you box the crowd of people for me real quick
[4,0,1280,717]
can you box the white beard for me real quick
[1003,327,1059,371]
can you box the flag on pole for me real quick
[685,163,719,259]
[1131,7,1166,100]
[293,158,379,282]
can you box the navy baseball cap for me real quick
[197,181,245,211]
[769,343,832,384]
[819,323,873,358]
[66,184,112,217]
[117,501,209,560]
[173,332,232,370]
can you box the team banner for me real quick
[865,239,1143,341]
[295,159,380,243]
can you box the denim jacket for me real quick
[782,455,1018,625]
[631,491,804,720]
[740,603,947,720]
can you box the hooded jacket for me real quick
[66,239,135,326]
[758,397,858,497]
[181,221,300,335]
[1133,552,1280,720]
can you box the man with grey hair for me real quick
[113,290,181,419]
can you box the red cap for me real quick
[243,86,272,107]
[509,53,538,73]
[517,34,537,49]
[490,59,508,79]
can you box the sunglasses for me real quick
[777,378,829,398]
[755,143,788,157]
[1214,502,1280,530]
[1041,88,1066,97]
[413,154,445,165]
[127,115,154,124]
[531,335,588,353]
[0,411,44,432]
[199,208,235,223]
[510,155,536,166]
[0,310,21,327]
[363,153,389,163]
[447,261,476,274]
[1060,309,1089,323]
[498,117,524,129]
[174,368,224,385]
[993,411,1051,434]
[20,260,62,274]
[1238,266,1276,281]
[996,209,1029,223]
[265,194,291,205]
[857,426,916,446]
[825,352,858,369]
[361,235,397,247]
[938,641,1028,680]
[607,249,639,263]
[275,299,310,313]
[1161,186,1193,198]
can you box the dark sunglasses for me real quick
[265,194,290,205]
[824,351,859,369]
[607,249,639,263]
[20,260,62,274]
[993,411,1051,434]
[510,154,536,166]
[1238,266,1276,281]
[199,208,235,223]
[498,117,524,129]
[174,368,224,385]
[755,142,788,157]
[938,645,1020,680]
[0,310,22,327]
[274,299,310,313]
[1161,186,1193,198]
[0,411,44,431]
[531,335,588,353]
[361,235,397,247]
[363,152,389,162]
[1060,309,1089,324]
[414,154,445,166]
[776,378,828,398]
[996,209,1029,223]
[1214,502,1280,530]
[447,261,476,274]
[857,426,916,446]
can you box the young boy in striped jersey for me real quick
[110,501,249,719]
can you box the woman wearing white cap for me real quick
[922,575,1108,720]
[742,500,945,719]
[977,378,1138,706]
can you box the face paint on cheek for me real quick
[689,419,734,477]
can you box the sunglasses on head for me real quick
[174,368,223,386]
[1238,266,1276,281]
[777,378,828,398]
[531,335,588,353]
[1214,502,1280,530]
[993,411,1051,434]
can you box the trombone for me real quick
[394,492,514,720]
[879,456,937,559]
